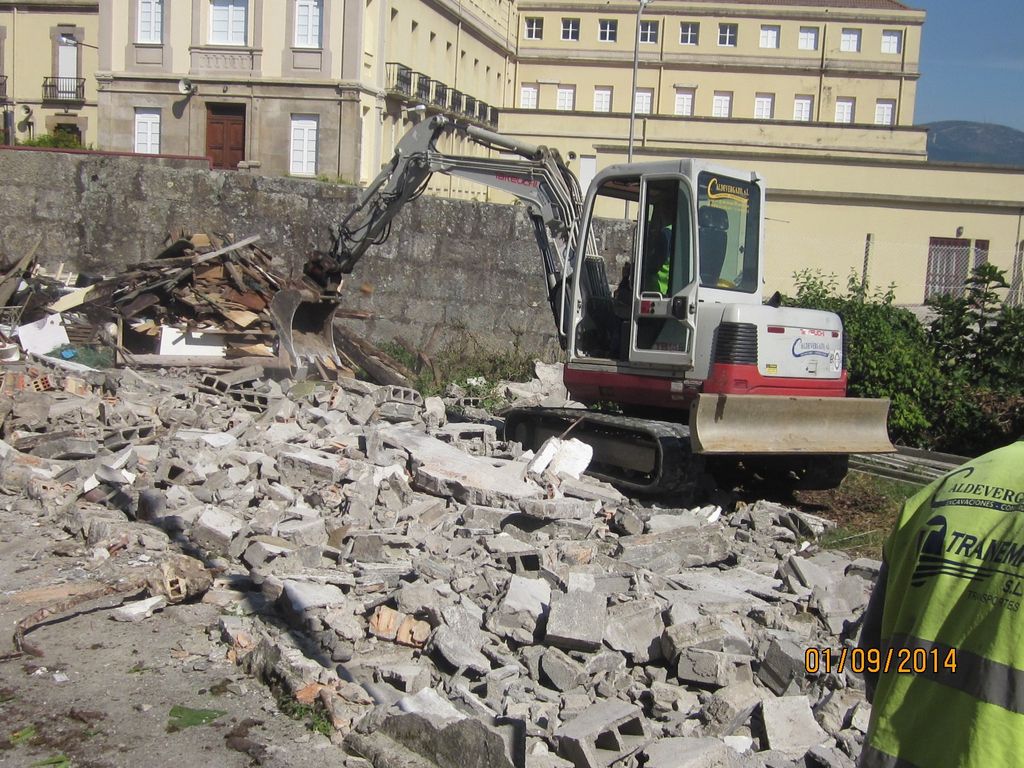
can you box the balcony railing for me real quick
[384,63,498,128]
[414,72,432,102]
[385,62,413,96]
[432,81,448,109]
[0,75,7,103]
[450,89,464,114]
[42,76,85,102]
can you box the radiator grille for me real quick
[713,322,758,365]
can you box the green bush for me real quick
[924,263,1024,453]
[18,132,83,149]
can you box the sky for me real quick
[912,0,1024,130]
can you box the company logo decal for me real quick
[706,178,749,204]
[791,338,830,358]
[910,513,1024,611]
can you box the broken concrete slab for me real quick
[382,425,542,507]
[545,591,607,652]
[642,737,738,768]
[760,695,829,757]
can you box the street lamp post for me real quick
[627,0,652,163]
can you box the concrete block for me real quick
[642,737,737,768]
[280,580,347,614]
[429,607,491,675]
[276,517,328,547]
[191,506,244,555]
[646,513,702,534]
[380,662,432,694]
[616,527,732,572]
[545,591,607,652]
[676,648,751,689]
[704,681,764,736]
[540,647,585,692]
[760,695,829,757]
[278,447,348,484]
[489,575,551,644]
[603,601,664,664]
[382,425,542,506]
[806,745,856,768]
[519,497,599,521]
[346,689,520,768]
[757,637,809,695]
[557,476,626,505]
[555,699,649,768]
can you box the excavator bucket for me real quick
[269,288,340,372]
[689,393,895,455]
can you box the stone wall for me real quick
[0,147,633,356]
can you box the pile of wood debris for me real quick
[0,232,415,386]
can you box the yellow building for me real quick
[0,0,100,146]
[514,0,922,127]
[94,0,513,192]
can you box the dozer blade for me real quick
[269,288,340,372]
[689,393,895,455]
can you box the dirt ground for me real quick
[0,497,351,768]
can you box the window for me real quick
[875,99,896,125]
[593,86,612,112]
[718,23,737,47]
[556,85,576,111]
[520,84,538,109]
[881,29,902,54]
[712,91,732,118]
[840,28,861,52]
[640,20,658,44]
[290,115,318,175]
[137,0,163,44]
[524,17,543,40]
[679,21,699,45]
[598,19,617,43]
[754,93,774,119]
[634,88,653,114]
[674,87,695,116]
[925,237,971,299]
[793,95,813,121]
[798,26,818,50]
[210,0,247,45]
[134,108,160,154]
[759,25,779,49]
[835,97,855,123]
[294,0,322,48]
[561,18,580,41]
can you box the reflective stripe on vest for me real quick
[886,633,1024,715]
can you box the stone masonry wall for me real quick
[0,147,633,356]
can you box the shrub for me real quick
[19,132,83,149]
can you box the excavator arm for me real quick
[301,115,584,346]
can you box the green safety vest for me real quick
[861,440,1024,768]
[656,261,670,294]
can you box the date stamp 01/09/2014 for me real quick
[804,647,959,675]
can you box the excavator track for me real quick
[503,407,704,497]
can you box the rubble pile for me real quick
[0,357,878,768]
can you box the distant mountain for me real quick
[922,121,1024,167]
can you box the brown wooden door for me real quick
[206,105,245,170]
